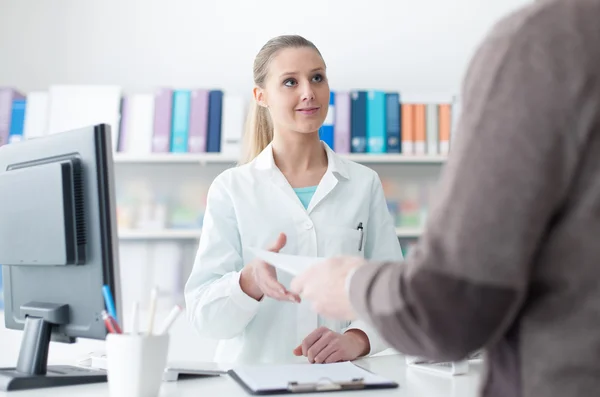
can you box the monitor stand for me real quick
[0,302,107,391]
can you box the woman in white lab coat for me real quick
[184,34,403,365]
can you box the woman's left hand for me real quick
[293,327,370,364]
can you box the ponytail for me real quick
[239,100,273,165]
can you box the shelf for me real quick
[395,227,423,238]
[118,228,421,240]
[113,153,447,165]
[344,154,446,164]
[113,153,239,164]
[118,229,202,240]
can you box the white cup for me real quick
[106,333,170,397]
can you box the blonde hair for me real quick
[239,35,324,164]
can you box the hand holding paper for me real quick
[241,233,300,302]
[290,256,366,321]
[246,243,363,320]
[246,247,325,276]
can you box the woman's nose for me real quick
[300,82,315,101]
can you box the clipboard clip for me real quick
[287,377,365,393]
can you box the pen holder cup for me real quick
[106,333,170,397]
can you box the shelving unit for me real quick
[115,152,443,242]
[118,227,423,240]
[113,153,447,165]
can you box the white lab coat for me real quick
[184,142,403,364]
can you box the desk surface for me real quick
[0,354,484,397]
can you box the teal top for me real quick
[293,185,318,209]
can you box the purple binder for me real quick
[334,91,351,154]
[188,89,209,153]
[152,88,173,153]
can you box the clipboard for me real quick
[228,362,398,395]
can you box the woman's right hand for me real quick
[240,233,301,303]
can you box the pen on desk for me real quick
[102,285,118,321]
[147,286,159,335]
[131,301,139,335]
[157,305,182,335]
[357,222,364,252]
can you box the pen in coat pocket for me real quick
[357,222,364,252]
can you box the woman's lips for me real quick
[296,107,319,115]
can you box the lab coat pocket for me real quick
[319,226,365,257]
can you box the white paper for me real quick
[233,361,393,391]
[246,247,324,276]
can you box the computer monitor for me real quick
[0,124,121,391]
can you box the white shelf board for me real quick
[113,153,239,164]
[395,227,423,238]
[118,229,202,240]
[118,228,421,240]
[113,153,447,165]
[344,154,446,164]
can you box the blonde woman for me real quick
[184,35,402,365]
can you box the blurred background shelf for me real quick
[118,227,423,240]
[118,229,203,240]
[394,227,423,238]
[113,153,447,165]
[114,153,239,165]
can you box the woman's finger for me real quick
[323,350,343,364]
[307,332,335,363]
[285,291,301,303]
[268,233,287,252]
[314,344,337,364]
[264,288,289,301]
[259,279,288,300]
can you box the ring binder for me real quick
[287,377,365,393]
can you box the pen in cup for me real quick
[111,316,122,334]
[157,305,182,335]
[102,284,118,322]
[147,286,159,335]
[102,310,122,334]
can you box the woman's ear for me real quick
[253,86,268,108]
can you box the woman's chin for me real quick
[294,123,325,135]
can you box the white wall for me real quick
[0,0,531,97]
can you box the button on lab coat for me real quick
[184,142,403,364]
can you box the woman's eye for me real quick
[312,74,324,83]
[284,79,297,87]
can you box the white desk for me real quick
[0,354,484,397]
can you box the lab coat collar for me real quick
[253,141,350,181]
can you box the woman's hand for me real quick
[293,327,370,364]
[240,233,301,302]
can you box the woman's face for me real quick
[254,47,330,136]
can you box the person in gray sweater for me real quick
[290,0,600,396]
